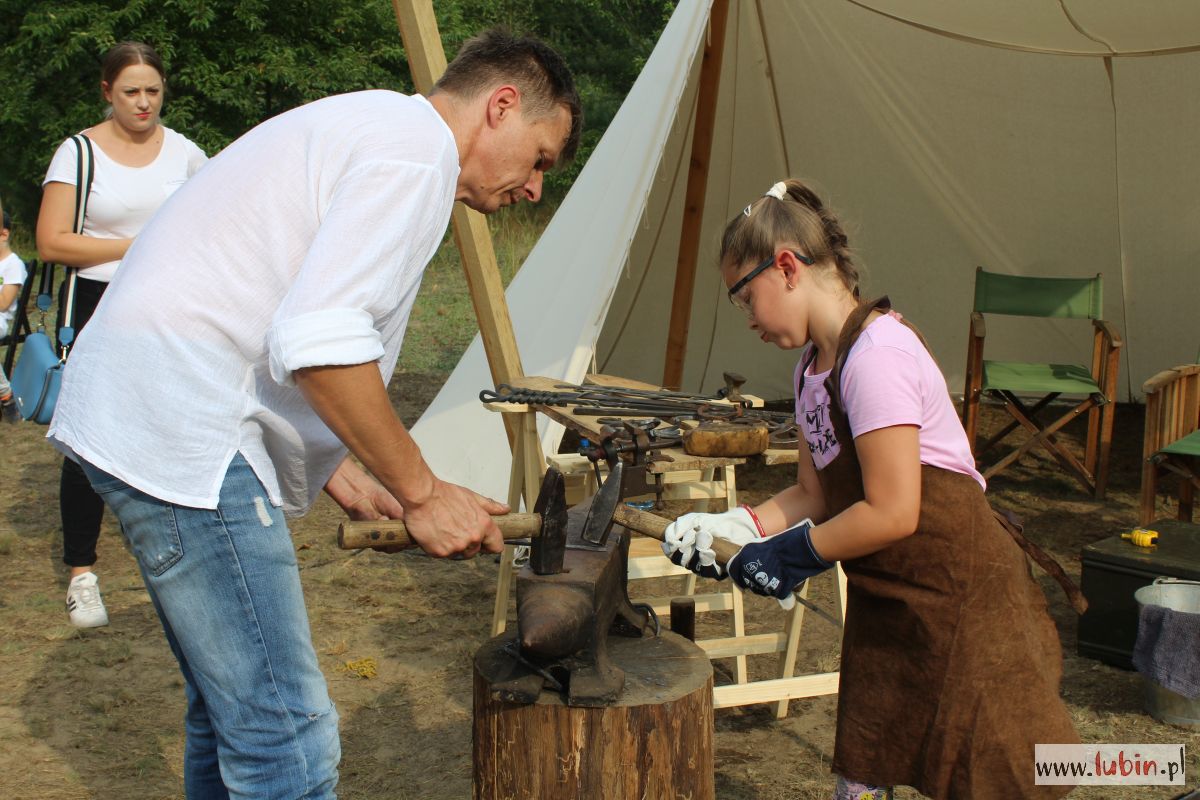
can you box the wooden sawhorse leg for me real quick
[774,563,847,718]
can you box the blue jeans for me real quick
[83,454,340,799]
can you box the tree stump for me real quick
[473,630,714,800]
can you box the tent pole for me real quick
[392,0,542,506]
[662,0,731,391]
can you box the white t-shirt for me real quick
[49,91,460,514]
[0,251,27,333]
[43,127,208,282]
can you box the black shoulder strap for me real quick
[37,257,55,309]
[56,133,95,353]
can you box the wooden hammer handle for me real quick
[338,513,542,551]
[338,507,742,566]
[611,506,742,566]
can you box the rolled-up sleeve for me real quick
[267,308,384,386]
[266,153,455,388]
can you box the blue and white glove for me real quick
[727,519,832,609]
[661,505,765,579]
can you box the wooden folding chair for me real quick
[1140,362,1200,525]
[962,267,1122,498]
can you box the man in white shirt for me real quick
[48,29,580,798]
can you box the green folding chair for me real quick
[1140,360,1200,525]
[962,267,1122,499]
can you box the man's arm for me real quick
[294,362,507,558]
[324,456,406,521]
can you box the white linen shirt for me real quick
[48,91,460,514]
[44,127,208,282]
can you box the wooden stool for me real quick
[630,536,848,718]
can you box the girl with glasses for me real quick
[663,179,1078,800]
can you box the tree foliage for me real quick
[0,0,675,228]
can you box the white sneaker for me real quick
[66,572,110,628]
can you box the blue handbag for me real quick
[10,134,91,424]
[11,329,69,424]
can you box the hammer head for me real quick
[581,459,626,546]
[528,468,568,575]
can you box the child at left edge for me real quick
[0,201,28,423]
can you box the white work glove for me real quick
[661,505,765,579]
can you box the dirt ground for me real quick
[1,376,1197,799]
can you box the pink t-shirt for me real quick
[794,313,985,489]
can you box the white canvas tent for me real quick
[413,0,1200,503]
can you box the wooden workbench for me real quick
[484,373,798,472]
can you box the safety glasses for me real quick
[727,250,814,314]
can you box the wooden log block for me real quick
[682,420,769,457]
[473,631,714,800]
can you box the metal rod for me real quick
[793,594,842,628]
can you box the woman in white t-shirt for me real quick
[36,41,207,628]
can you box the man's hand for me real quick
[727,519,832,605]
[296,364,508,559]
[400,479,508,559]
[661,505,765,579]
[325,458,405,521]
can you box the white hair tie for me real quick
[743,181,790,216]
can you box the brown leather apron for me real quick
[813,299,1078,799]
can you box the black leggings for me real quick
[60,276,108,568]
